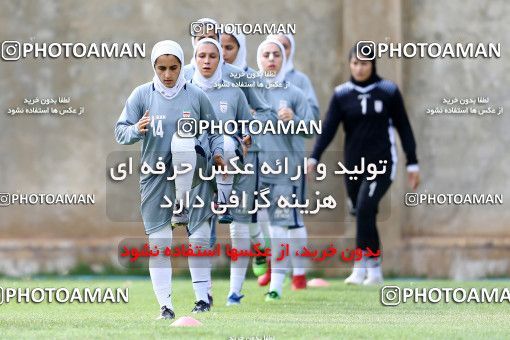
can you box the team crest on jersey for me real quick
[219,101,228,113]
[274,206,291,220]
[183,111,191,118]
[374,100,383,113]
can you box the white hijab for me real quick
[229,32,247,70]
[151,40,186,100]
[190,17,220,66]
[257,38,287,84]
[268,33,295,74]
[284,34,295,73]
[192,38,224,91]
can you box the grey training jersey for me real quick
[193,79,253,137]
[115,81,223,235]
[286,69,320,121]
[183,62,273,137]
[257,81,314,186]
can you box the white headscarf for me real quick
[192,38,224,91]
[257,38,287,84]
[151,40,186,100]
[284,34,295,73]
[268,34,295,74]
[190,17,220,65]
[229,32,247,70]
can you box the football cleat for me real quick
[226,292,245,306]
[291,274,307,290]
[191,300,211,313]
[252,254,268,277]
[156,305,175,320]
[363,266,384,286]
[264,291,281,302]
[257,259,271,286]
[218,210,234,224]
[344,267,367,285]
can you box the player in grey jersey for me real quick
[115,40,225,319]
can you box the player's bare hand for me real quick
[242,135,252,156]
[307,162,317,175]
[408,171,420,191]
[136,110,150,134]
[307,160,317,182]
[278,107,294,122]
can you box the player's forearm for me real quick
[244,86,271,115]
[114,123,143,145]
[208,133,224,158]
[309,112,341,160]
[394,114,418,167]
[252,106,278,123]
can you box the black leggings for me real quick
[345,173,392,255]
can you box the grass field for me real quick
[1,277,510,339]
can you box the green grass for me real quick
[1,277,510,339]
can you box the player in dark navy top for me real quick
[308,43,420,285]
